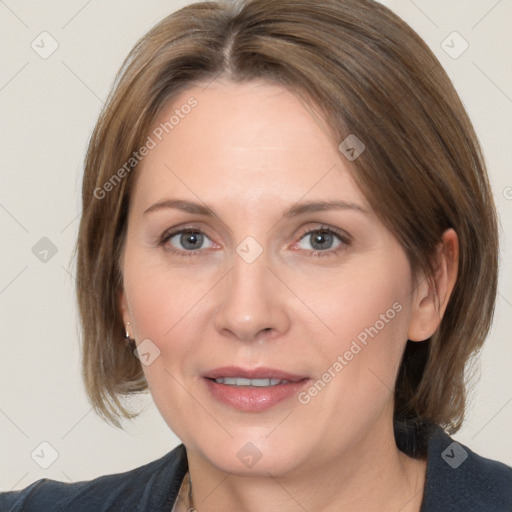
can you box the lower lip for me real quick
[204,378,310,412]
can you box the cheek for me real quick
[295,256,411,345]
[291,262,413,436]
[293,253,414,393]
[122,261,209,439]
[121,253,218,403]
[123,256,214,341]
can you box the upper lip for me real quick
[203,366,308,382]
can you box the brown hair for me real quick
[75,0,498,432]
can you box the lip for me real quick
[202,366,311,412]
[202,366,307,382]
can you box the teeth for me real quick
[214,377,290,386]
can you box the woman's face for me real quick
[120,79,427,476]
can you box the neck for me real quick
[183,419,426,512]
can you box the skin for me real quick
[119,78,458,512]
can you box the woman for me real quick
[2,0,510,510]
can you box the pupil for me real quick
[181,231,203,250]
[311,230,332,250]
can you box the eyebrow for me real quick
[143,198,369,218]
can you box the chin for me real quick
[189,430,306,477]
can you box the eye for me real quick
[160,228,216,255]
[158,225,350,257]
[295,226,349,257]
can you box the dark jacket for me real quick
[1,420,511,511]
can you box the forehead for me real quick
[132,79,369,214]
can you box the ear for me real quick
[408,228,459,341]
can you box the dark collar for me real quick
[395,418,512,511]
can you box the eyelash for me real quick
[157,225,351,258]
[300,225,351,257]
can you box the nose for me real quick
[213,249,291,343]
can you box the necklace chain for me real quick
[187,471,196,512]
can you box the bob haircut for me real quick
[75,0,498,433]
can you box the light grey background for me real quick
[1,0,511,491]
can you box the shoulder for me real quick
[0,444,188,512]
[421,423,512,512]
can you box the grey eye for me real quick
[298,230,342,251]
[168,230,213,251]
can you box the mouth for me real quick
[210,377,293,387]
[202,366,310,411]
[203,366,307,385]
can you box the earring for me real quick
[124,322,135,346]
